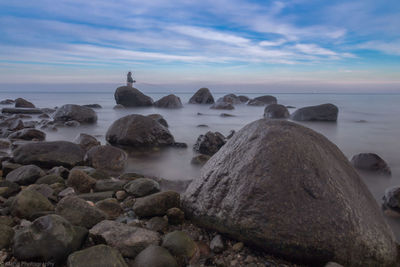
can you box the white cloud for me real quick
[259,39,287,47]
[356,40,400,56]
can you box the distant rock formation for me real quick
[189,88,214,104]
[291,103,338,122]
[154,94,183,109]
[114,86,153,107]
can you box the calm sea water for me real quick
[1,89,400,238]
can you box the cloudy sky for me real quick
[0,0,399,91]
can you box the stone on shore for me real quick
[106,114,174,147]
[189,88,214,104]
[36,174,65,185]
[182,119,397,266]
[291,103,338,121]
[13,214,87,262]
[248,95,277,106]
[95,198,123,220]
[11,189,54,219]
[351,153,391,176]
[12,141,85,168]
[154,94,183,108]
[114,86,153,107]
[124,178,160,197]
[6,164,45,185]
[193,131,226,156]
[85,145,127,174]
[0,224,14,249]
[56,196,106,228]
[8,128,46,141]
[53,104,97,123]
[133,191,180,217]
[0,180,20,198]
[15,98,35,108]
[67,169,96,194]
[162,230,198,263]
[67,244,128,267]
[89,220,160,258]
[133,245,178,267]
[383,187,400,213]
[94,179,126,192]
[264,104,290,119]
[238,95,249,103]
[73,133,100,151]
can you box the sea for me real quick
[1,87,400,239]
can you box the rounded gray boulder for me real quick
[154,94,183,108]
[53,104,97,123]
[114,86,153,107]
[264,104,290,119]
[291,103,338,122]
[189,88,214,104]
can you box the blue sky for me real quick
[0,0,399,91]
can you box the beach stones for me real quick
[114,86,153,107]
[67,169,96,193]
[85,145,127,174]
[133,191,180,217]
[12,214,87,262]
[189,88,214,104]
[291,103,338,121]
[12,141,85,168]
[53,104,97,124]
[15,98,35,108]
[133,245,178,267]
[248,95,277,106]
[0,224,14,249]
[263,104,289,119]
[6,164,45,185]
[67,245,128,267]
[351,153,391,176]
[73,133,100,151]
[162,230,198,263]
[154,94,183,108]
[11,189,54,219]
[106,114,174,147]
[8,128,46,141]
[193,131,226,156]
[124,178,160,197]
[183,119,397,266]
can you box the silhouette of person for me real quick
[127,72,135,87]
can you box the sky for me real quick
[0,0,399,92]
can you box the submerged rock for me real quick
[189,88,214,104]
[53,104,97,123]
[15,98,35,108]
[106,114,174,147]
[248,95,277,106]
[114,86,153,107]
[216,94,242,105]
[351,153,391,176]
[210,102,234,110]
[291,103,338,122]
[67,244,128,267]
[183,119,397,266]
[193,131,226,156]
[154,94,183,108]
[264,104,290,119]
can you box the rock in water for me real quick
[13,214,87,262]
[15,98,35,108]
[53,104,97,123]
[182,119,397,266]
[67,244,128,267]
[73,133,100,151]
[147,114,169,128]
[291,103,338,121]
[8,128,46,141]
[85,145,127,174]
[351,153,391,176]
[189,88,214,104]
[248,95,277,106]
[193,131,226,156]
[114,86,153,107]
[210,102,234,110]
[216,94,242,105]
[106,114,175,147]
[264,104,290,119]
[154,94,183,108]
[12,141,85,168]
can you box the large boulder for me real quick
[189,88,214,104]
[67,244,128,267]
[85,145,127,174]
[13,214,87,262]
[147,114,168,127]
[182,119,397,266]
[8,128,46,141]
[154,94,183,108]
[89,220,160,258]
[12,141,85,168]
[193,131,226,156]
[351,153,391,176]
[248,95,277,106]
[15,98,35,108]
[11,189,54,219]
[264,104,289,119]
[73,133,100,151]
[106,114,175,147]
[6,164,45,185]
[53,104,97,123]
[114,86,153,107]
[291,103,338,122]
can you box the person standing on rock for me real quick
[127,72,135,87]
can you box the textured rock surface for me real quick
[53,104,97,123]
[15,98,35,108]
[291,103,338,121]
[264,104,290,119]
[193,131,226,156]
[11,189,54,219]
[133,245,178,267]
[351,153,391,176]
[210,102,234,110]
[6,164,45,185]
[133,191,180,217]
[183,119,397,266]
[114,86,153,107]
[248,95,277,106]
[67,244,128,267]
[124,178,160,197]
[67,169,96,193]
[154,94,183,108]
[147,114,168,127]
[8,128,46,141]
[85,145,127,174]
[189,88,214,104]
[73,133,100,151]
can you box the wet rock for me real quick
[12,141,85,168]
[11,189,54,219]
[162,230,198,263]
[0,99,14,104]
[124,178,160,197]
[2,161,22,176]
[147,114,168,127]
[247,95,277,106]
[0,139,11,149]
[145,216,168,232]
[13,214,87,262]
[85,145,127,174]
[197,124,208,128]
[67,244,128,267]
[210,235,224,253]
[210,102,234,110]
[351,153,391,176]
[15,98,35,108]
[26,184,55,199]
[95,198,123,220]
[189,88,214,104]
[82,104,102,109]
[133,245,178,267]
[73,133,101,151]
[90,220,160,258]
[264,104,290,119]
[1,108,43,114]
[216,94,242,105]
[72,166,110,180]
[94,179,126,192]
[193,131,226,156]
[67,169,96,194]
[53,104,97,124]
[78,191,114,202]
[191,154,211,166]
[291,103,338,122]
[0,224,14,249]
[0,180,20,198]
[114,86,153,107]
[238,95,249,103]
[154,94,183,108]
[58,187,76,198]
[166,207,185,225]
[56,196,106,228]
[325,262,344,267]
[36,174,65,185]
[6,164,45,185]
[133,190,180,217]
[183,119,398,266]
[48,166,69,179]
[106,114,175,147]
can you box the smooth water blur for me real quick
[1,90,400,238]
